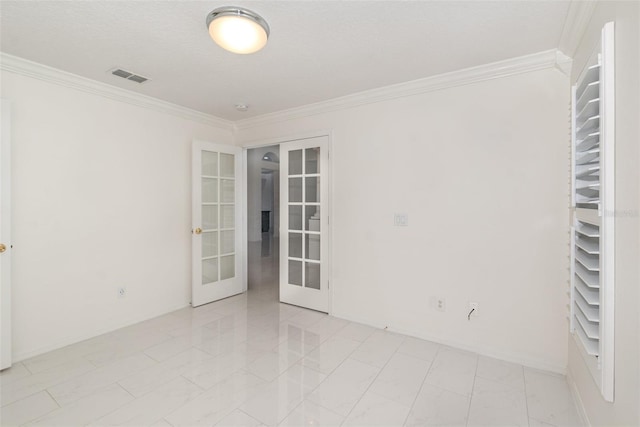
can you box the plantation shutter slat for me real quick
[569,22,615,402]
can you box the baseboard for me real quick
[567,368,592,427]
[13,302,191,363]
[331,310,567,375]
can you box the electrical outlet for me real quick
[468,302,479,317]
[118,287,126,299]
[436,297,446,312]
[394,213,408,227]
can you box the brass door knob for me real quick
[193,228,202,235]
[0,243,6,253]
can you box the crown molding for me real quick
[234,49,564,131]
[1,49,569,134]
[0,53,234,131]
[559,0,598,57]
[554,50,573,77]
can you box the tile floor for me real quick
[0,237,583,426]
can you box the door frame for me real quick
[241,130,333,314]
[1,99,12,370]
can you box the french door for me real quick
[192,141,244,307]
[280,136,329,312]
[0,99,11,370]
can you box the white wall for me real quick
[237,67,571,372]
[566,1,640,425]
[261,171,278,234]
[1,69,234,361]
[247,146,279,242]
[262,172,274,212]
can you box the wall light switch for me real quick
[394,213,408,226]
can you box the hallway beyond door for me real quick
[248,234,279,303]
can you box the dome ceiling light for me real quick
[206,6,270,54]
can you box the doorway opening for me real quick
[247,146,280,300]
[245,135,330,312]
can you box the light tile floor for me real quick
[0,237,583,426]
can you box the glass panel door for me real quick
[280,136,329,312]
[192,141,243,307]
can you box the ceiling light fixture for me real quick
[206,6,270,54]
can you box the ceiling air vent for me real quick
[109,68,150,84]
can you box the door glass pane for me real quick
[202,178,218,203]
[305,234,320,261]
[305,177,319,203]
[202,258,218,284]
[220,255,234,280]
[202,231,218,258]
[220,205,234,229]
[289,150,303,175]
[289,233,302,258]
[221,179,234,203]
[305,148,319,174]
[305,206,320,231]
[202,151,218,176]
[289,260,302,286]
[305,262,320,290]
[289,205,302,230]
[220,230,234,254]
[202,205,218,230]
[289,178,302,202]
[220,153,234,177]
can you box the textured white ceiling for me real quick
[0,1,571,121]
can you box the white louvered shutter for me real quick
[570,22,615,402]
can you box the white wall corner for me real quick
[234,49,560,131]
[554,50,573,77]
[0,52,234,131]
[559,0,598,58]
[566,368,592,427]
